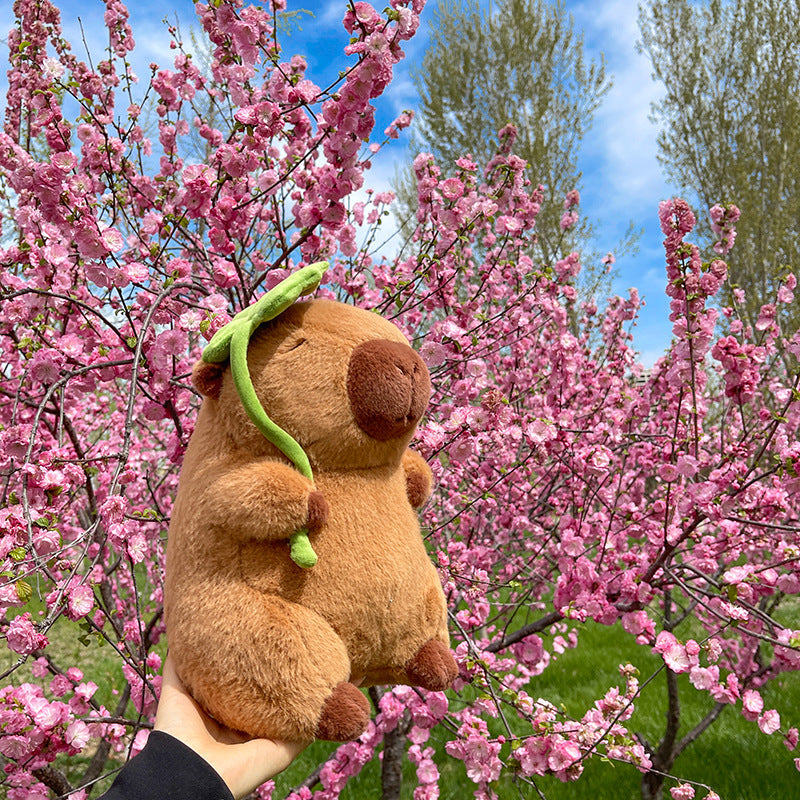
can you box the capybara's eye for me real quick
[281,337,307,353]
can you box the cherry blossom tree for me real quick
[1,2,799,800]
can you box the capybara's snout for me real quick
[346,339,431,441]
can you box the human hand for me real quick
[154,655,307,799]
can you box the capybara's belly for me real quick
[237,467,445,670]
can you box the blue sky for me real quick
[0,0,681,365]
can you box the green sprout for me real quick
[202,261,328,568]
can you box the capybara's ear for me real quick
[192,360,225,399]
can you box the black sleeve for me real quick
[98,731,234,800]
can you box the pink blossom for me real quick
[560,210,578,230]
[722,565,752,585]
[65,720,91,751]
[30,658,49,679]
[659,198,696,235]
[711,673,741,704]
[676,455,698,477]
[42,56,65,80]
[74,682,98,703]
[0,735,31,759]
[652,630,696,673]
[689,666,719,691]
[420,341,448,367]
[585,446,612,476]
[30,696,68,730]
[526,419,556,444]
[516,737,551,776]
[741,689,763,721]
[514,634,547,670]
[777,282,795,304]
[100,226,124,253]
[663,646,690,674]
[67,585,94,620]
[100,495,128,525]
[547,738,581,772]
[718,601,749,622]
[50,674,71,697]
[563,189,580,209]
[756,303,777,331]
[131,728,150,756]
[441,178,464,201]
[658,463,679,482]
[758,709,781,735]
[29,349,62,384]
[6,613,47,655]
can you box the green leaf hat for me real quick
[202,261,328,568]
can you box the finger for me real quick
[157,653,187,703]
[156,654,222,741]
[154,654,180,729]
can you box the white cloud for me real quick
[572,0,670,205]
[382,72,417,118]
[560,0,675,358]
[347,139,413,260]
[317,0,345,28]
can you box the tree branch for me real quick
[485,610,564,652]
[675,702,726,758]
[32,765,72,797]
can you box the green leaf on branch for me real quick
[16,580,32,603]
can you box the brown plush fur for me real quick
[164,299,456,743]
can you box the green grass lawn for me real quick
[8,602,798,799]
[526,622,800,800]
[273,622,800,799]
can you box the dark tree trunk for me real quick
[641,590,681,800]
[641,768,666,800]
[381,721,406,800]
[371,686,411,800]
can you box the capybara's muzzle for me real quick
[346,339,431,441]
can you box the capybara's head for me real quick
[193,299,431,469]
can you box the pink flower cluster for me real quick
[0,661,146,800]
[509,668,651,784]
[709,202,740,255]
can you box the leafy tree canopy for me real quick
[639,0,800,331]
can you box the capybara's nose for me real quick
[346,339,431,441]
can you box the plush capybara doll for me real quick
[164,264,457,743]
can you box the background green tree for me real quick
[639,0,800,331]
[396,0,614,274]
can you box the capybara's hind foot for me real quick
[406,639,458,691]
[315,682,370,741]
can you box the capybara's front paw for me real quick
[405,468,432,509]
[315,682,370,741]
[402,449,433,508]
[306,490,329,532]
[406,640,458,691]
